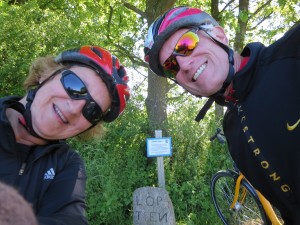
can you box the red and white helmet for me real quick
[144,6,220,77]
[55,45,130,122]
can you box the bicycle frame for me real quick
[256,191,282,225]
[231,173,282,225]
[210,128,283,225]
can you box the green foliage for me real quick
[239,10,248,23]
[0,0,143,96]
[70,96,232,224]
[164,99,232,224]
[72,101,152,224]
[1,0,299,224]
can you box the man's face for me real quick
[159,27,230,97]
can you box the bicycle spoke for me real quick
[211,170,268,225]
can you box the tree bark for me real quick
[210,0,224,123]
[144,0,176,135]
[234,0,249,53]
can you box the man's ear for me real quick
[210,26,229,45]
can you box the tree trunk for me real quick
[145,71,168,133]
[234,0,249,53]
[144,0,176,136]
[210,0,224,123]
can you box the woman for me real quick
[0,45,130,225]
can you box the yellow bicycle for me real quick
[210,128,283,225]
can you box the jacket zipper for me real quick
[19,162,27,175]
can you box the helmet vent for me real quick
[92,47,103,58]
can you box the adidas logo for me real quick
[44,168,55,180]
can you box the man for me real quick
[144,6,300,224]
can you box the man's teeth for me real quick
[193,63,207,81]
[54,105,68,123]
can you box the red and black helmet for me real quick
[144,6,219,77]
[55,45,130,122]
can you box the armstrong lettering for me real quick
[248,136,254,143]
[241,126,292,193]
[281,184,291,192]
[253,148,260,155]
[269,172,280,181]
[237,103,292,195]
[261,161,269,169]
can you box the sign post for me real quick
[146,130,172,189]
[133,131,175,225]
[156,130,165,188]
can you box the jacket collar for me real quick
[232,42,265,101]
[0,96,64,159]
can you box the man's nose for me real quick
[176,54,192,72]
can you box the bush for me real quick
[71,100,232,225]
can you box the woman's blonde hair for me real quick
[23,56,106,141]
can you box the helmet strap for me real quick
[23,88,42,138]
[202,28,235,83]
[194,97,215,122]
[22,69,63,141]
[22,88,53,141]
[195,31,235,122]
[5,99,26,115]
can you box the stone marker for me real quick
[133,186,176,225]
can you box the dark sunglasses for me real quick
[162,28,200,79]
[60,70,104,124]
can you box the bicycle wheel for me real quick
[211,170,269,225]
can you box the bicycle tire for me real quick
[211,170,269,225]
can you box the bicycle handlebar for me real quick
[210,128,226,144]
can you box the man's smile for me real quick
[193,62,207,81]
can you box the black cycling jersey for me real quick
[0,96,88,225]
[223,24,300,224]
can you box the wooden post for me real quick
[155,130,165,189]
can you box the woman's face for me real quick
[29,66,111,140]
[159,27,229,97]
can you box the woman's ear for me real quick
[210,26,229,45]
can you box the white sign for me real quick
[146,137,172,157]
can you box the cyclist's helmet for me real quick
[144,6,219,77]
[55,45,130,122]
[144,6,235,122]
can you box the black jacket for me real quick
[0,96,88,225]
[223,24,300,224]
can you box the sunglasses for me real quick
[60,70,104,124]
[162,28,200,79]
